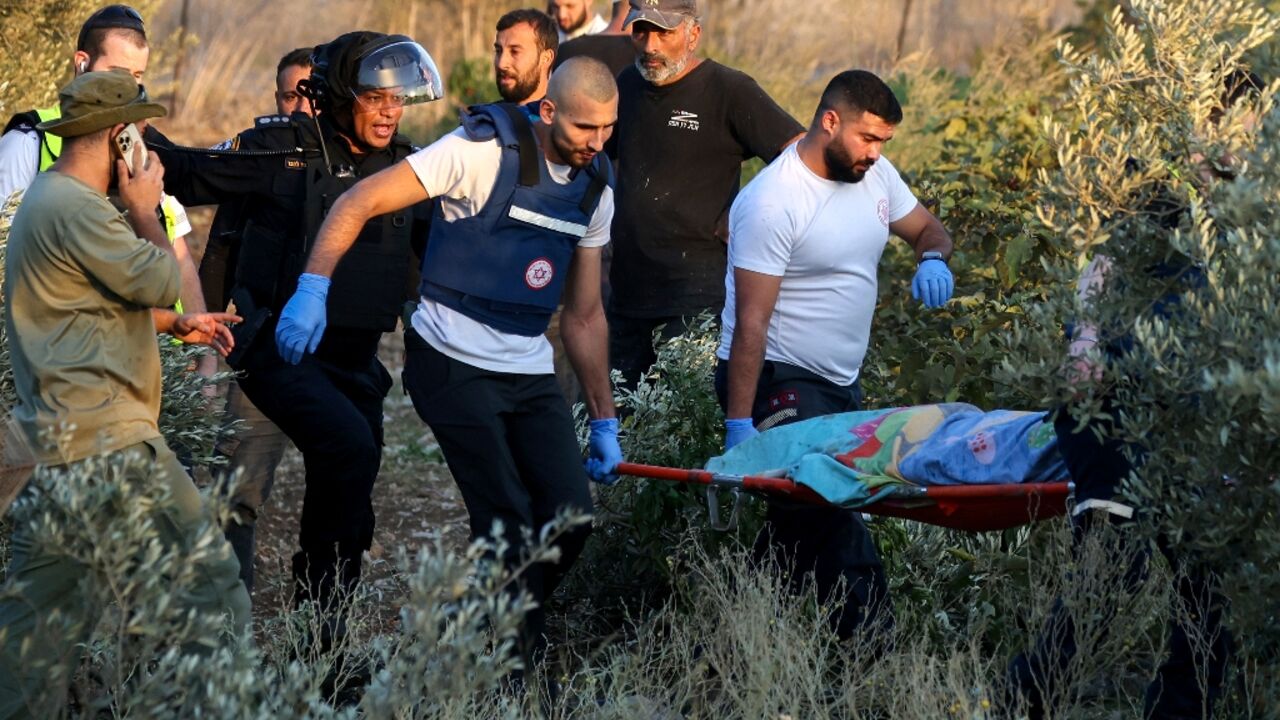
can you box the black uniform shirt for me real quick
[148,114,424,363]
[608,60,802,318]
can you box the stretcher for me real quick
[617,404,1075,532]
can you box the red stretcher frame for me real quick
[616,462,1073,532]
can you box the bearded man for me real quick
[606,0,804,387]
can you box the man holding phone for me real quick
[0,69,249,718]
[0,4,217,381]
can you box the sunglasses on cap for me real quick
[77,5,146,51]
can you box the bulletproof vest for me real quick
[4,106,61,172]
[234,114,415,332]
[420,102,611,337]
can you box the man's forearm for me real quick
[152,308,178,334]
[914,223,953,260]
[725,324,767,420]
[561,307,616,420]
[173,237,208,313]
[129,211,174,257]
[303,191,374,277]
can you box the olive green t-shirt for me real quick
[4,171,180,463]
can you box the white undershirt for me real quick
[0,130,39,201]
[406,127,613,374]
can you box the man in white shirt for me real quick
[717,69,955,641]
[276,57,623,667]
[548,0,609,42]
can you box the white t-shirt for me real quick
[406,126,613,374]
[716,143,918,386]
[0,129,39,201]
[559,13,609,42]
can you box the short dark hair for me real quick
[496,8,559,55]
[814,69,903,126]
[79,27,147,61]
[277,47,314,78]
[76,4,146,53]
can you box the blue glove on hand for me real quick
[724,417,758,451]
[911,258,954,309]
[275,273,330,365]
[585,417,623,485]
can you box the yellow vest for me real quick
[33,106,63,171]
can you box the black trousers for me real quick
[608,311,706,389]
[715,359,893,641]
[235,324,392,610]
[402,329,593,662]
[1007,401,1234,719]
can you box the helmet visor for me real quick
[353,40,443,106]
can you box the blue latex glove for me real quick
[585,417,623,485]
[724,417,758,451]
[275,273,330,365]
[911,258,954,309]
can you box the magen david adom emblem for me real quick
[525,258,554,289]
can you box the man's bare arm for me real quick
[304,161,430,277]
[889,202,953,260]
[726,268,783,419]
[560,245,617,420]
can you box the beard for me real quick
[635,51,689,85]
[563,6,589,33]
[824,140,869,184]
[496,67,541,104]
[550,123,594,169]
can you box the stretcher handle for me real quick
[614,461,825,501]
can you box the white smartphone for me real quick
[113,123,147,176]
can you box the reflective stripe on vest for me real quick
[419,102,609,337]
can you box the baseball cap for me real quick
[624,0,698,30]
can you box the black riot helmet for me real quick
[300,31,443,117]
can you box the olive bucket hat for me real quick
[36,68,167,138]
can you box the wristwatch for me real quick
[920,250,947,265]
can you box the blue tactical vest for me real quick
[419,102,611,337]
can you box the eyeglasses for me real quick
[78,5,146,50]
[353,90,409,111]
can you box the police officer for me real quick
[278,57,624,666]
[203,48,316,595]
[147,31,443,619]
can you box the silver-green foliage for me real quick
[3,446,589,718]
[995,0,1280,673]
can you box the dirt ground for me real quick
[228,330,473,621]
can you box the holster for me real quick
[226,286,273,369]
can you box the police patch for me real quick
[525,258,554,290]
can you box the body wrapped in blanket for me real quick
[706,403,1070,508]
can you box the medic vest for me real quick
[420,103,611,337]
[4,106,62,172]
[232,114,416,332]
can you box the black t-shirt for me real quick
[609,60,802,317]
[553,34,635,79]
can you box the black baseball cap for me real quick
[77,5,147,52]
